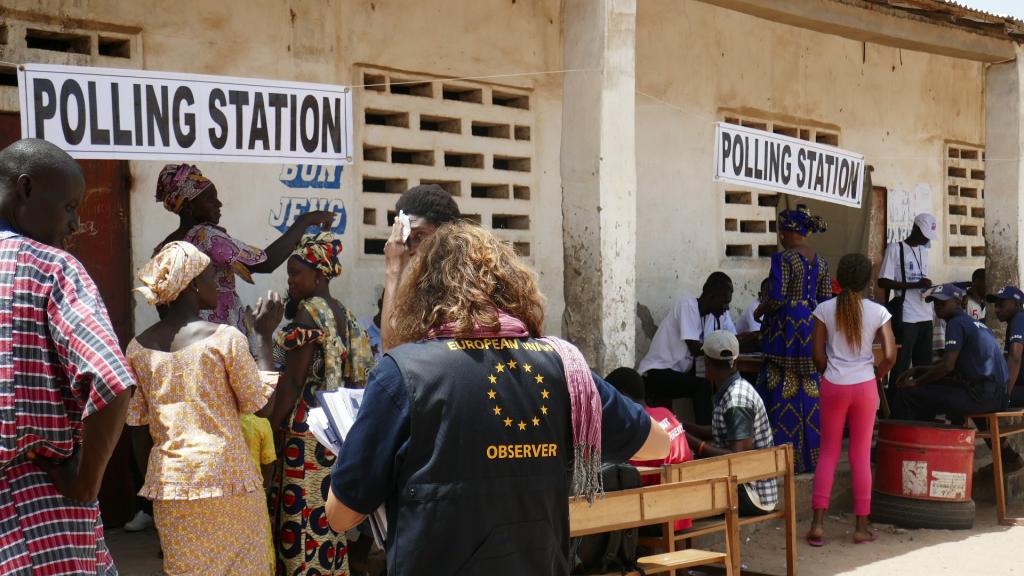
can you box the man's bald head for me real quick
[0,138,85,248]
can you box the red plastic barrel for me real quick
[874,420,976,502]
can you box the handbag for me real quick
[885,242,906,340]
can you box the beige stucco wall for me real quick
[635,0,986,359]
[0,0,565,335]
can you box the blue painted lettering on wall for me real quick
[270,197,347,235]
[279,165,343,189]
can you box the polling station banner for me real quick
[714,122,864,208]
[18,64,353,165]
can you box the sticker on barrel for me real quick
[929,471,967,500]
[902,460,928,497]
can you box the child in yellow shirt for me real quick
[239,414,276,573]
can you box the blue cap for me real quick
[986,286,1024,303]
[925,283,966,303]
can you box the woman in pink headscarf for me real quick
[153,163,334,334]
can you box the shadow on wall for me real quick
[634,302,658,367]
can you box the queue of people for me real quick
[634,203,1024,546]
[2,132,1022,575]
[0,139,671,576]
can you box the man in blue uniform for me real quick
[891,283,1008,423]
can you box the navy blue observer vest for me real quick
[385,337,573,575]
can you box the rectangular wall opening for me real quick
[26,29,90,54]
[724,219,738,232]
[492,90,529,110]
[364,239,387,255]
[758,245,779,257]
[363,72,386,92]
[971,207,985,218]
[362,208,377,225]
[815,132,839,146]
[949,246,968,257]
[391,148,434,166]
[740,220,767,233]
[389,79,433,98]
[493,155,530,172]
[471,184,510,199]
[419,115,461,133]
[98,36,131,58]
[960,225,979,236]
[363,145,387,162]
[0,66,17,88]
[471,122,510,139]
[365,109,409,128]
[444,152,484,168]
[972,246,986,257]
[725,191,752,205]
[948,204,968,216]
[514,125,531,141]
[419,179,461,197]
[513,242,531,257]
[757,193,779,207]
[442,84,483,103]
[971,169,986,180]
[513,186,531,200]
[362,176,407,194]
[947,166,967,178]
[492,214,530,230]
[726,245,753,257]
[959,187,978,198]
[961,149,979,160]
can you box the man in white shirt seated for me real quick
[736,277,768,353]
[639,272,736,425]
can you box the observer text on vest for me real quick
[486,444,558,460]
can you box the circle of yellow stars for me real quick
[487,359,549,431]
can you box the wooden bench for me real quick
[967,410,1024,526]
[639,445,797,576]
[570,476,741,575]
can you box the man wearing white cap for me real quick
[878,213,938,387]
[683,330,776,516]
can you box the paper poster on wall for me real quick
[18,63,353,165]
[714,122,865,208]
[886,184,933,243]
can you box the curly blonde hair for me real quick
[389,221,545,344]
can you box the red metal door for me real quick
[0,113,137,527]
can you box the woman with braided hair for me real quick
[754,204,832,473]
[806,253,896,546]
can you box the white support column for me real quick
[985,46,1024,320]
[560,0,637,373]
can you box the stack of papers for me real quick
[307,388,387,549]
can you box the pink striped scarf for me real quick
[427,311,604,502]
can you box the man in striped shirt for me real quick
[0,139,135,575]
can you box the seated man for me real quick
[606,367,693,531]
[984,285,1024,471]
[684,331,777,516]
[735,277,769,353]
[891,284,1009,423]
[638,272,736,425]
[989,285,1024,408]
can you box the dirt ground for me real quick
[733,500,1024,576]
[107,501,1023,576]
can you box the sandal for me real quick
[854,531,878,544]
[805,532,825,547]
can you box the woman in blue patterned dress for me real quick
[754,205,832,473]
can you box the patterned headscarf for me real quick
[778,204,827,236]
[155,164,214,214]
[292,232,344,279]
[135,241,211,305]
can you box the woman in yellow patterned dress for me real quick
[268,232,374,576]
[126,241,283,576]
